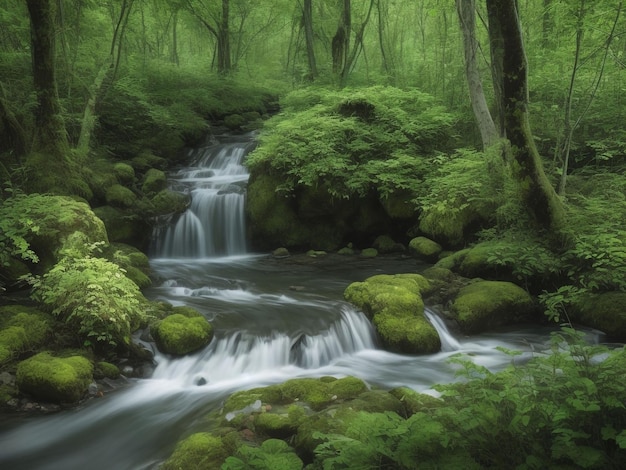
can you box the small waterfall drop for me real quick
[152,135,256,258]
[424,308,462,352]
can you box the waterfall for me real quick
[152,135,255,258]
[424,308,462,352]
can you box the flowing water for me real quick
[0,134,601,469]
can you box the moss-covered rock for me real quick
[372,235,405,254]
[360,247,378,258]
[0,308,51,364]
[105,184,138,208]
[409,236,442,262]
[151,308,214,355]
[131,151,168,172]
[224,113,245,130]
[345,274,440,354]
[571,292,626,341]
[419,205,484,247]
[388,387,444,417]
[113,163,136,184]
[93,205,150,247]
[161,433,228,470]
[16,352,93,403]
[451,281,537,333]
[148,189,189,216]
[106,242,152,289]
[254,408,303,439]
[95,361,120,379]
[142,168,167,195]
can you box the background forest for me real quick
[1,0,626,468]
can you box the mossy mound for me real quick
[344,274,440,354]
[16,352,93,403]
[92,205,150,247]
[148,189,189,217]
[0,194,108,269]
[94,361,121,379]
[161,432,229,470]
[571,292,626,341]
[105,184,138,208]
[388,387,444,417]
[360,247,378,258]
[228,438,304,469]
[141,168,167,195]
[409,236,442,262]
[451,281,537,333]
[106,242,152,289]
[0,307,51,364]
[151,308,214,355]
[113,163,136,184]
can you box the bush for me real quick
[31,256,145,349]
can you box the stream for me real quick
[0,133,602,469]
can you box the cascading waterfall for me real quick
[152,135,255,257]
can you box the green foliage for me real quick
[0,193,41,266]
[30,256,144,349]
[417,146,513,245]
[223,439,303,470]
[313,329,626,469]
[246,86,455,201]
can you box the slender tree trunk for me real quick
[486,0,564,233]
[171,10,179,65]
[25,0,69,159]
[332,0,350,74]
[456,0,499,149]
[339,0,374,88]
[303,0,317,81]
[217,0,231,74]
[486,0,506,137]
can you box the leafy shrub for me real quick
[246,86,455,201]
[30,256,145,349]
[223,439,303,470]
[313,328,626,469]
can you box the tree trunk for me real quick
[486,0,564,233]
[486,0,506,137]
[25,0,69,159]
[303,0,317,81]
[217,0,231,74]
[339,0,374,88]
[456,0,499,150]
[332,0,350,74]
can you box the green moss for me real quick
[254,411,300,439]
[106,242,152,289]
[131,152,168,172]
[152,312,214,355]
[380,192,418,219]
[105,184,138,208]
[571,292,626,341]
[345,274,439,353]
[223,384,284,413]
[16,352,93,403]
[142,168,167,195]
[113,163,136,184]
[409,236,442,262]
[93,205,148,245]
[162,433,228,470]
[451,281,536,333]
[0,309,51,364]
[148,190,189,216]
[360,247,378,258]
[433,248,470,271]
[95,361,120,379]
[419,205,481,247]
[345,390,404,414]
[224,113,245,129]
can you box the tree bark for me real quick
[25,0,69,159]
[217,0,231,74]
[303,0,317,81]
[332,0,351,74]
[486,0,564,233]
[456,0,499,150]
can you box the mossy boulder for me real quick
[151,307,214,355]
[224,113,245,130]
[451,281,537,333]
[0,194,108,269]
[148,190,189,216]
[372,235,405,254]
[95,361,120,379]
[93,205,150,247]
[419,204,484,247]
[0,307,51,364]
[571,292,626,341]
[106,242,152,289]
[409,236,442,262]
[388,387,444,417]
[131,151,168,172]
[105,184,138,208]
[161,433,228,470]
[141,168,167,195]
[253,406,304,439]
[360,247,378,258]
[113,163,136,184]
[344,274,440,354]
[16,352,93,403]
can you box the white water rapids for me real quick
[0,134,597,470]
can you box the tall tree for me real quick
[303,0,317,80]
[456,0,499,149]
[25,0,69,159]
[186,0,232,74]
[486,0,565,233]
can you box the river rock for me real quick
[151,307,214,356]
[450,280,537,333]
[161,433,229,470]
[16,352,94,404]
[344,274,440,354]
[409,236,442,262]
[571,291,626,341]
